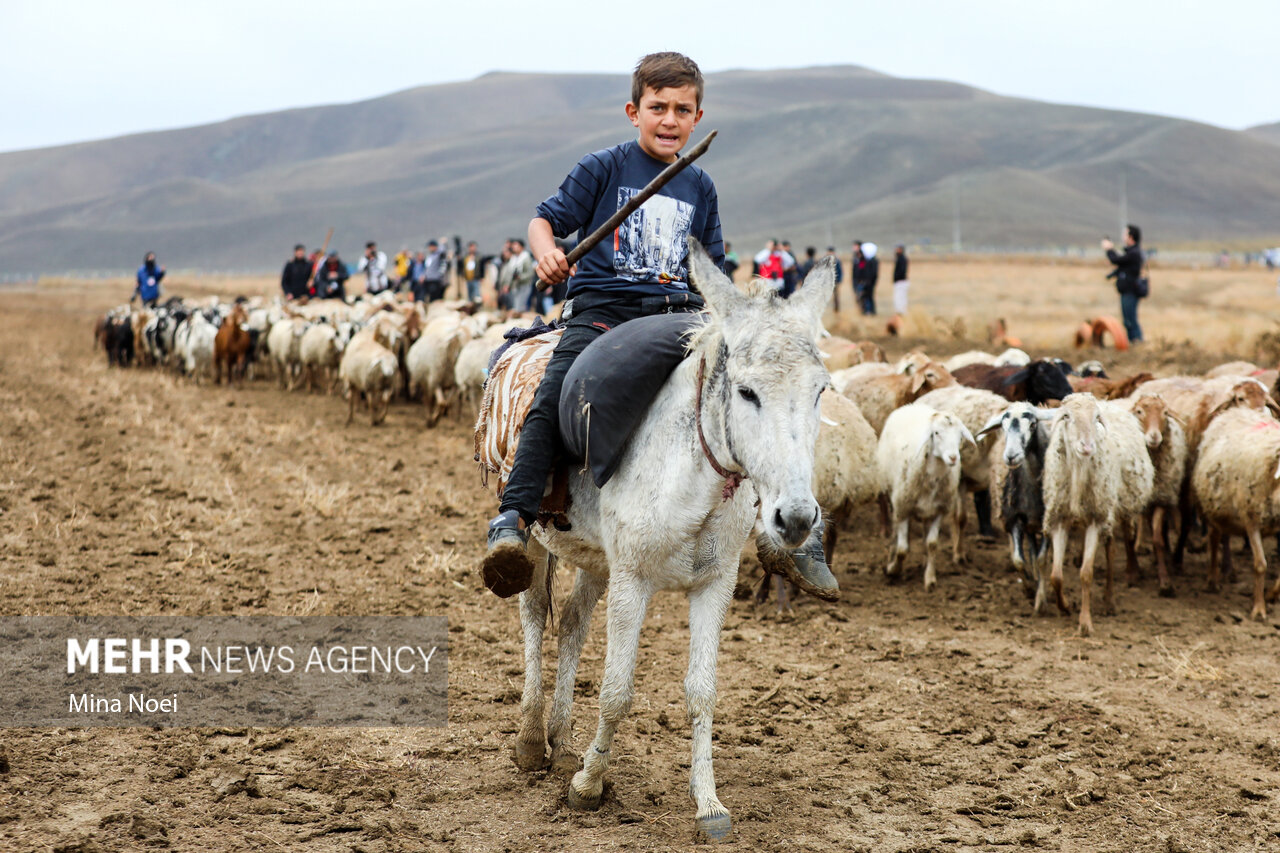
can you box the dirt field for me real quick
[2,264,1279,852]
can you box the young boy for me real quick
[481,52,724,597]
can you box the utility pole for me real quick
[1118,171,1127,237]
[951,177,962,253]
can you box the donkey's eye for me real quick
[738,386,760,407]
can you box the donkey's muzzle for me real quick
[772,500,820,549]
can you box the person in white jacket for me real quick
[356,241,389,295]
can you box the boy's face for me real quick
[625,84,702,163]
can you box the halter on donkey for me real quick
[508,239,837,841]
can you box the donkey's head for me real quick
[688,239,836,549]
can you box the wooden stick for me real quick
[536,130,717,291]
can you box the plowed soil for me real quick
[1,275,1278,852]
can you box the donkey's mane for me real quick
[684,278,787,361]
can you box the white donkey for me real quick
[511,240,836,841]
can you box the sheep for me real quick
[455,337,496,419]
[993,347,1031,367]
[916,384,1012,545]
[952,360,1073,404]
[214,303,252,385]
[876,403,975,591]
[982,404,1054,592]
[1191,407,1280,620]
[267,317,308,390]
[944,350,997,373]
[406,311,472,426]
[755,390,882,609]
[1205,360,1260,379]
[1041,393,1154,636]
[818,336,886,370]
[841,361,955,435]
[338,319,404,426]
[299,321,354,393]
[1068,371,1154,400]
[1116,394,1188,596]
[182,310,219,384]
[1077,360,1107,378]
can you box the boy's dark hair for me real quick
[366,241,376,249]
[631,52,704,108]
[1126,224,1142,244]
[805,246,816,257]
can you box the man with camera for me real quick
[1103,224,1145,344]
[357,240,389,295]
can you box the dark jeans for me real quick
[425,279,446,302]
[499,296,698,524]
[855,283,876,315]
[1120,292,1143,343]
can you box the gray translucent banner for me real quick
[0,615,447,727]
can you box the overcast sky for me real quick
[2,0,1277,154]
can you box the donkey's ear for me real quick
[787,255,836,326]
[688,238,747,317]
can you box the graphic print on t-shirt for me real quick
[613,187,695,283]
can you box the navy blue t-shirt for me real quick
[535,140,725,299]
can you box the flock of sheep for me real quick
[94,292,1280,635]
[815,338,1280,634]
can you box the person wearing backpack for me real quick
[1104,223,1146,344]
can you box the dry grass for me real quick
[1154,636,1223,683]
[299,476,350,518]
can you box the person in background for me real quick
[754,240,784,290]
[722,241,739,280]
[825,246,844,311]
[421,239,450,302]
[460,241,483,304]
[797,246,817,280]
[503,238,536,313]
[779,240,799,297]
[407,250,426,298]
[393,247,411,289]
[318,251,348,300]
[308,249,324,296]
[281,243,312,301]
[133,251,166,307]
[853,241,879,315]
[357,241,389,295]
[892,244,909,314]
[1103,223,1144,344]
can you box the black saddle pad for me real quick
[559,312,705,487]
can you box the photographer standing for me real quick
[1103,224,1145,344]
[357,241,389,295]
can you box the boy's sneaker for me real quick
[482,510,534,598]
[755,519,839,602]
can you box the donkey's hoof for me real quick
[1158,583,1176,599]
[567,783,602,811]
[695,813,732,842]
[550,750,580,777]
[512,741,549,772]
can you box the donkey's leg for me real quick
[568,575,654,810]
[685,572,736,841]
[547,567,607,776]
[513,539,552,771]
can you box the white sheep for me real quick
[1191,407,1280,620]
[299,321,353,394]
[338,319,403,426]
[406,311,472,426]
[267,316,308,390]
[1042,393,1154,636]
[182,311,219,384]
[914,384,1010,557]
[454,337,496,419]
[877,403,975,591]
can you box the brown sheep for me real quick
[840,362,955,435]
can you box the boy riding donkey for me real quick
[482,52,835,599]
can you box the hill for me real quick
[1248,121,1280,146]
[2,66,1280,273]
